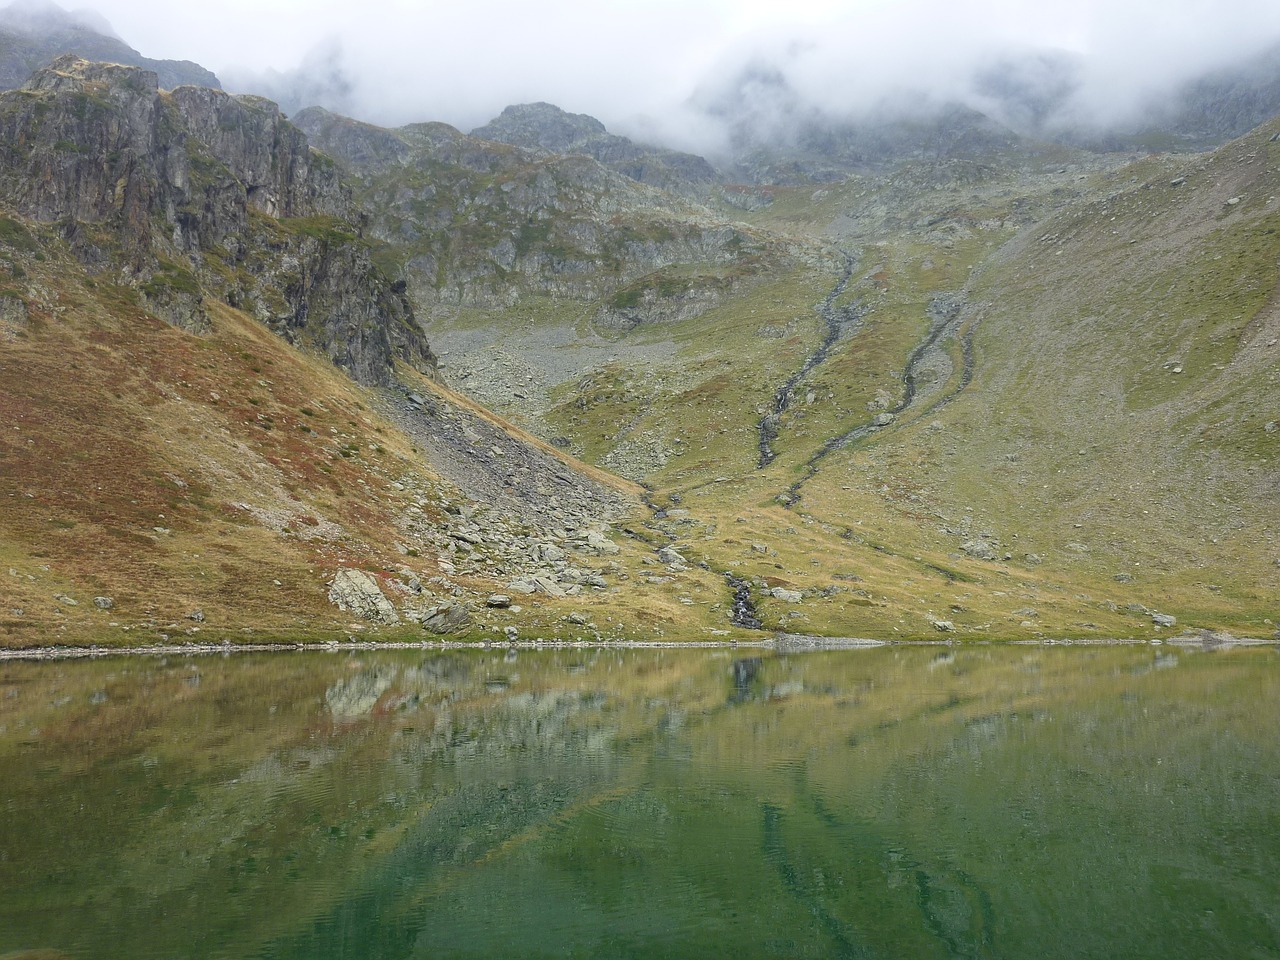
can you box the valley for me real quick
[3,7,1280,960]
[0,38,1276,650]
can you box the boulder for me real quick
[961,539,996,561]
[585,532,620,555]
[536,543,566,562]
[422,601,472,635]
[531,576,567,598]
[658,546,685,566]
[328,568,400,624]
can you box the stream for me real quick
[780,292,968,506]
[757,253,862,468]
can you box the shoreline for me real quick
[1,630,1275,662]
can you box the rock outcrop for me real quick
[295,105,787,316]
[0,56,435,384]
[328,568,400,625]
[471,102,721,193]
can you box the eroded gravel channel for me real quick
[780,292,969,506]
[757,253,861,468]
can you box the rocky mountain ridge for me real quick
[470,101,720,194]
[697,65,1039,182]
[294,105,807,322]
[0,56,433,384]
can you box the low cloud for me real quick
[88,0,1280,154]
[222,40,355,120]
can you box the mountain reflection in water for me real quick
[0,645,1277,960]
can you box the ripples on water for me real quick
[0,645,1277,959]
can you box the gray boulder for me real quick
[961,539,996,561]
[328,568,400,625]
[658,546,686,566]
[422,601,472,635]
[530,576,567,598]
[584,532,620,555]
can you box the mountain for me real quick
[293,105,796,320]
[971,42,1280,153]
[692,62,1041,183]
[1160,42,1280,146]
[0,0,219,91]
[297,92,1275,644]
[0,55,431,383]
[1,52,1277,648]
[690,43,1280,175]
[0,58,671,645]
[969,48,1084,135]
[470,102,720,194]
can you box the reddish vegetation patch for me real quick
[0,266,438,642]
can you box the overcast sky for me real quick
[61,0,1280,146]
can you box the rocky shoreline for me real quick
[2,630,1273,661]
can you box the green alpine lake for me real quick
[1,644,1277,960]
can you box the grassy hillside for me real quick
[0,217,752,648]
[2,77,1276,646]
[403,125,1279,640]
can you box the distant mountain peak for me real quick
[0,0,114,34]
[0,0,219,92]
[471,101,720,193]
[471,102,608,154]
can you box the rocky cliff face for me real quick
[169,86,353,221]
[1148,43,1280,147]
[471,102,721,194]
[0,56,434,384]
[295,106,791,318]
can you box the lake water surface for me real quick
[1,644,1277,959]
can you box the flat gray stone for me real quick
[422,602,472,635]
[328,568,400,625]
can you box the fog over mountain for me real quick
[18,0,1280,154]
